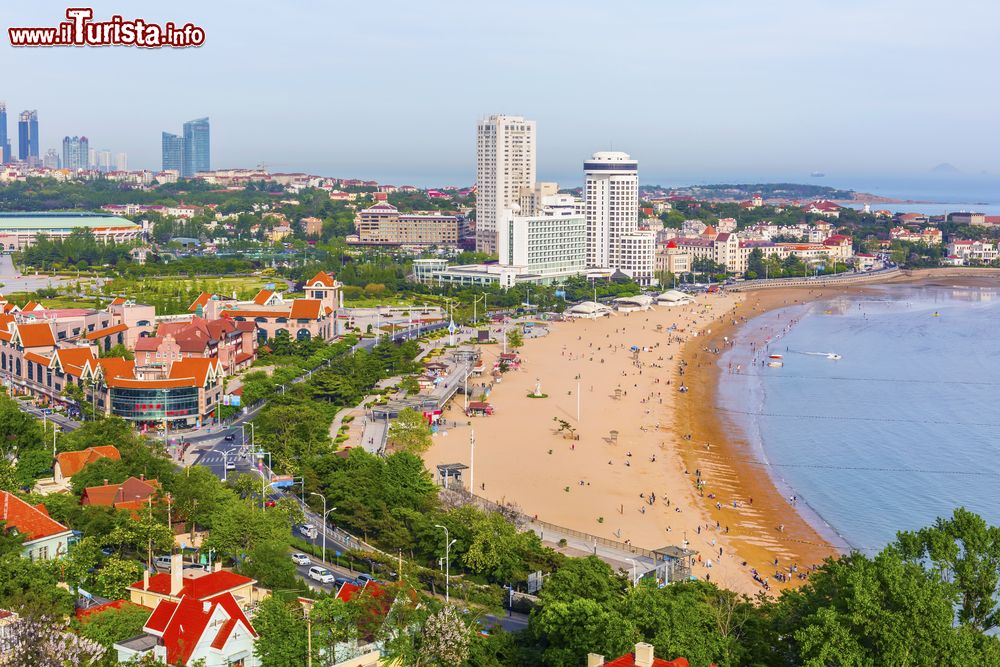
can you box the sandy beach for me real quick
[424,290,841,595]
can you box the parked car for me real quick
[224,433,236,441]
[355,573,376,586]
[298,523,318,539]
[153,555,172,570]
[308,566,335,584]
[333,577,353,589]
[183,563,209,572]
[291,553,311,566]
[225,460,236,470]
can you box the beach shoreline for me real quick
[422,275,1000,596]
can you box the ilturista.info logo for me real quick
[8,8,205,48]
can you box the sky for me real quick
[3,1,1000,193]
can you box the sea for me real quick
[718,283,1000,554]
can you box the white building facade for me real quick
[497,201,587,282]
[584,151,656,285]
[475,114,536,255]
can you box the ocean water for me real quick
[718,284,1000,553]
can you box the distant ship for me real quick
[810,171,826,178]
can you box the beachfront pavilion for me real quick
[566,301,613,318]
[655,290,695,306]
[613,294,654,312]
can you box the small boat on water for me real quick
[769,354,783,359]
[768,361,784,368]
[827,353,842,360]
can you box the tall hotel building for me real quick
[475,115,536,255]
[584,151,655,285]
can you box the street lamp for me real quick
[220,449,236,482]
[255,450,272,510]
[434,525,456,604]
[309,493,337,564]
[469,429,475,493]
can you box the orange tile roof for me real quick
[54,347,97,370]
[308,271,335,287]
[0,490,71,542]
[188,292,213,312]
[56,445,121,478]
[252,289,275,306]
[16,322,56,348]
[108,297,126,307]
[0,313,14,330]
[85,323,129,340]
[22,301,40,312]
[289,299,321,319]
[81,476,159,508]
[95,357,135,380]
[168,357,220,386]
[25,351,51,366]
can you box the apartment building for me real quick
[476,114,536,254]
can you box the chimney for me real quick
[170,553,183,596]
[202,600,212,613]
[143,569,149,589]
[214,561,223,572]
[140,473,144,481]
[634,643,655,667]
[103,479,109,485]
[587,654,605,667]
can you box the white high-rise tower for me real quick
[584,151,655,286]
[475,114,536,255]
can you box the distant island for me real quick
[637,183,898,203]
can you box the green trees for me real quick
[252,597,309,666]
[506,328,524,350]
[387,408,433,455]
[895,507,1000,632]
[76,604,152,652]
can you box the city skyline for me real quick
[3,1,1000,192]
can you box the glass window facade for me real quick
[110,386,199,421]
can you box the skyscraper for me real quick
[62,136,89,171]
[584,151,656,285]
[18,110,39,163]
[97,149,112,172]
[182,117,210,177]
[161,132,184,173]
[475,114,536,255]
[115,152,128,171]
[0,103,9,164]
[42,149,60,170]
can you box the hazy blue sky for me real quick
[3,1,1000,191]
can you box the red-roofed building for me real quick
[54,445,121,484]
[0,490,75,560]
[590,642,711,667]
[803,199,842,218]
[81,475,160,511]
[114,592,259,666]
